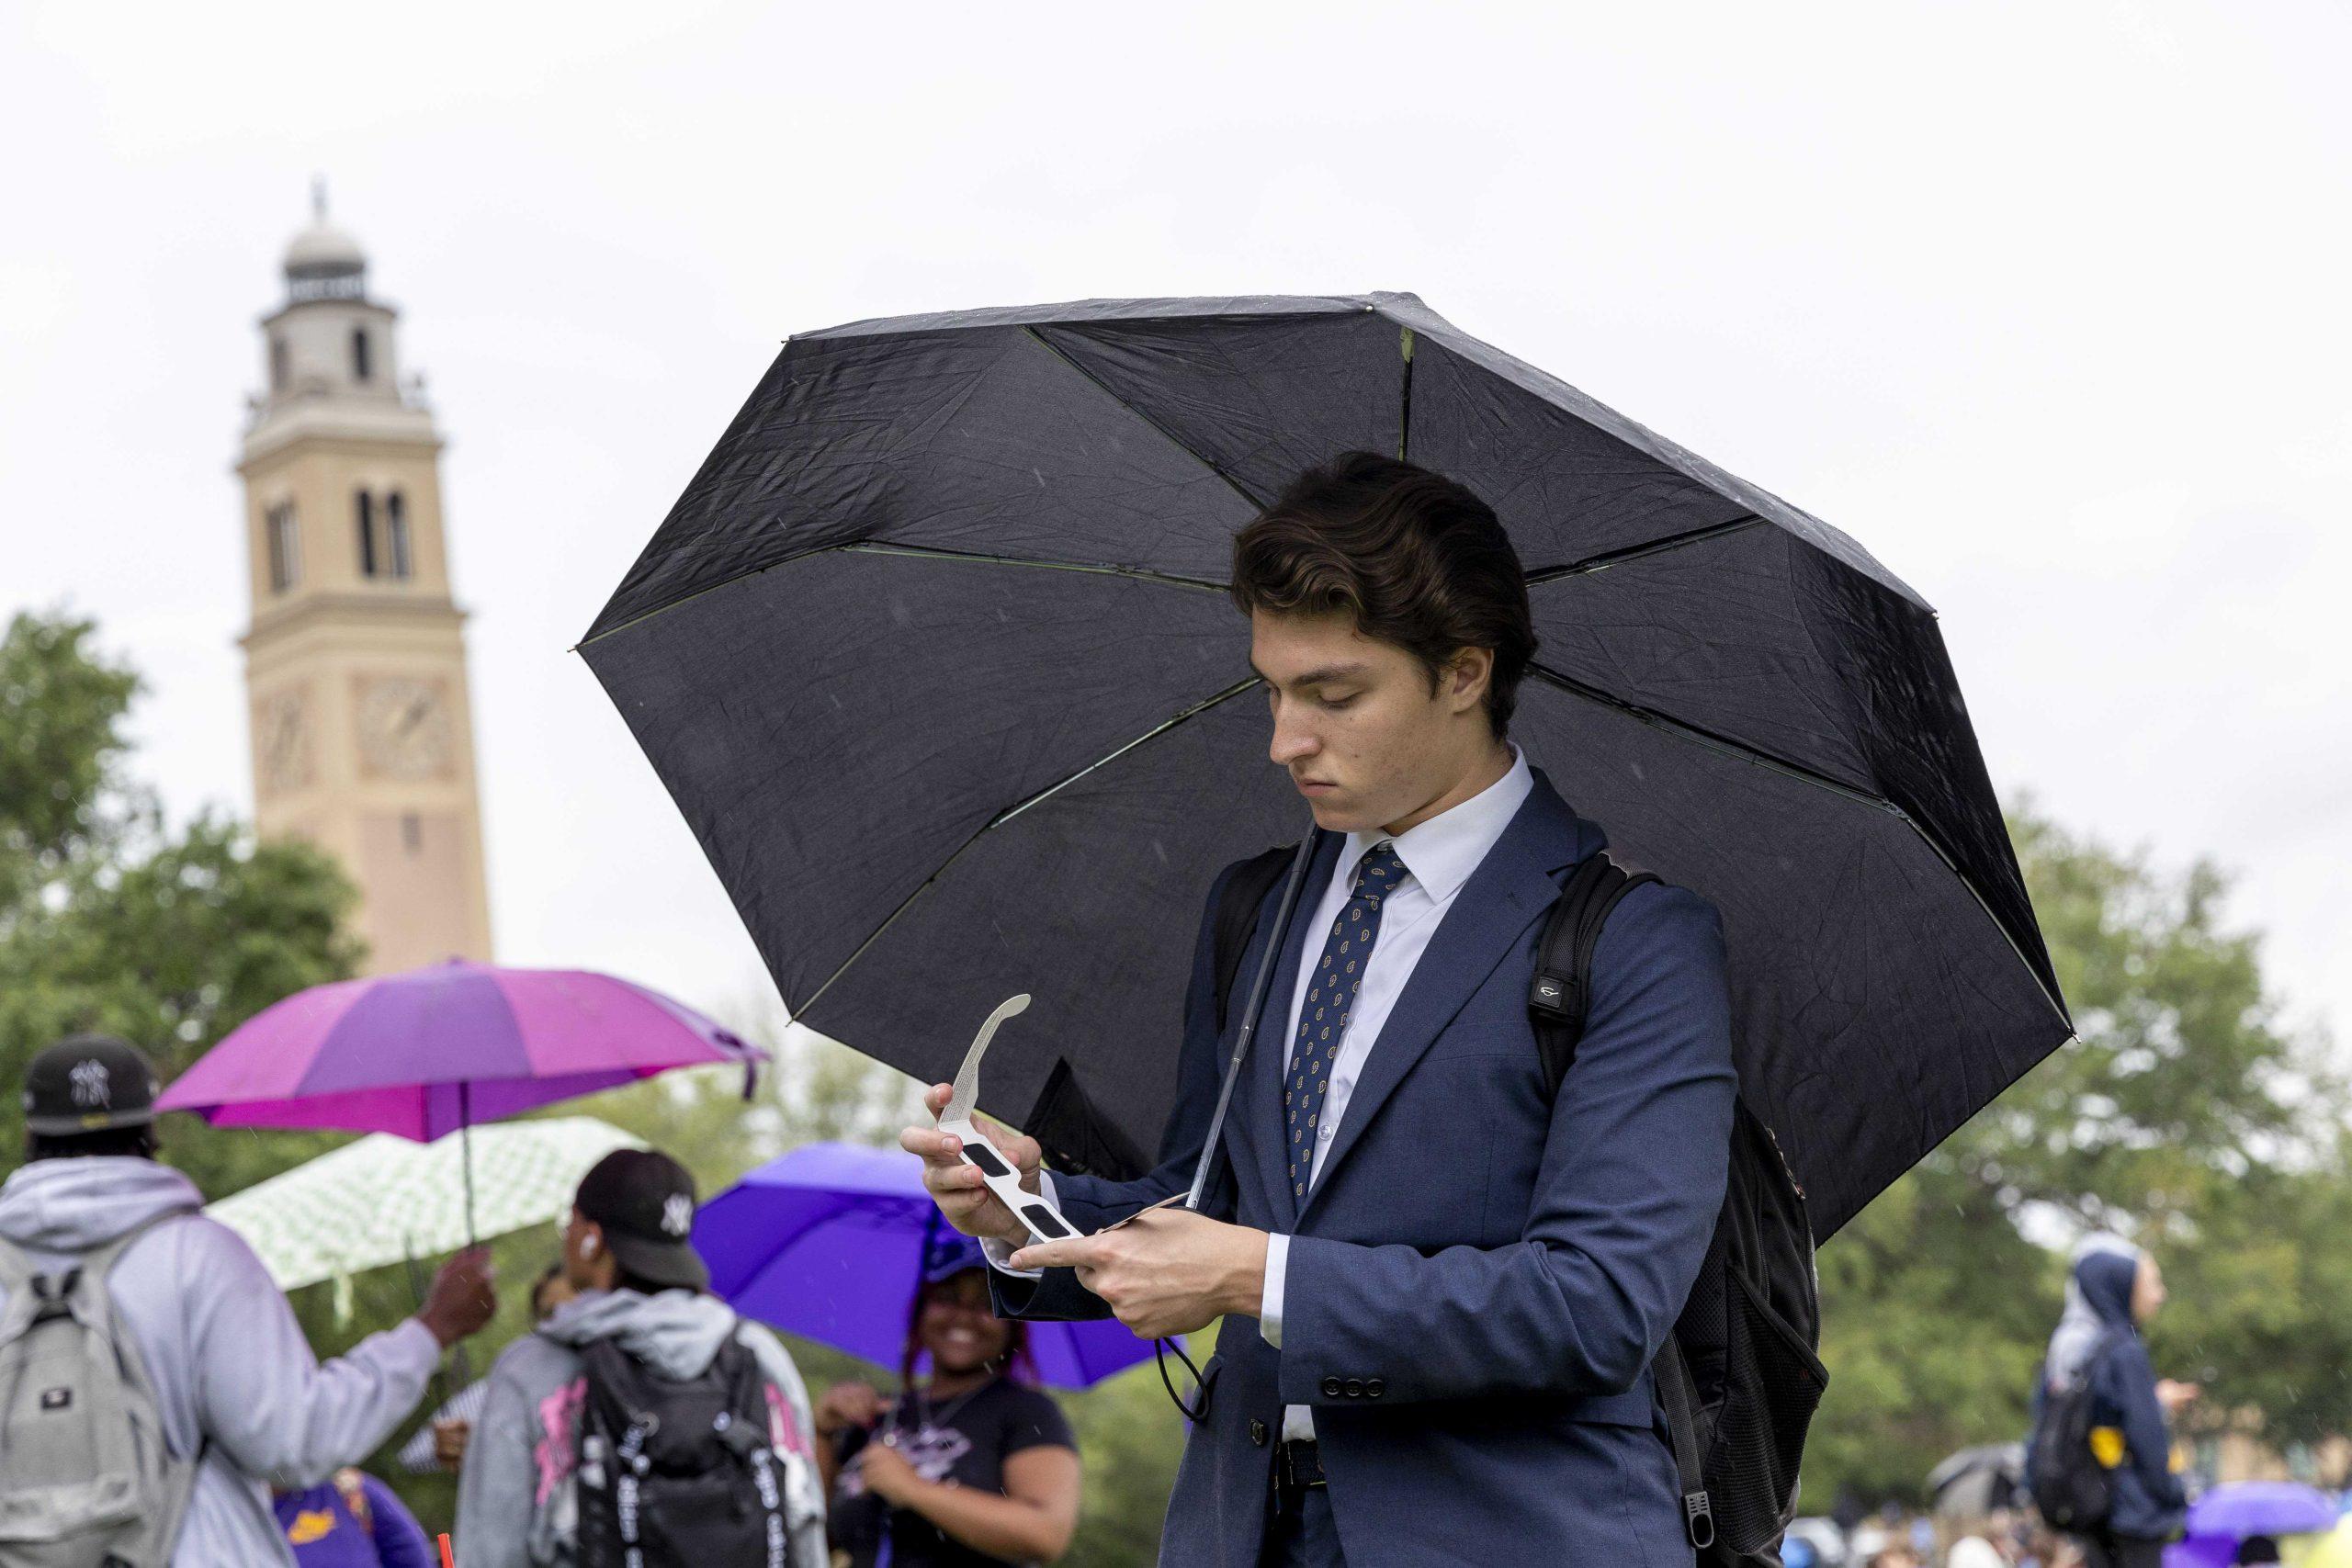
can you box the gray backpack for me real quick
[0,1216,200,1567]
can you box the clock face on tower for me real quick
[256,686,312,797]
[355,675,457,782]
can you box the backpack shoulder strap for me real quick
[1527,851,1661,1097]
[0,1234,37,1298]
[76,1209,192,1285]
[1211,845,1298,1032]
[1652,1336,1716,1551]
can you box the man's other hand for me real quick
[1009,1208,1268,1337]
[900,1085,1044,1246]
[417,1247,496,1348]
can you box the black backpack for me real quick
[1213,844,1828,1565]
[574,1332,796,1568]
[2026,1339,2119,1534]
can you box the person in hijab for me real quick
[2029,1235,2197,1568]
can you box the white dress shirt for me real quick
[989,749,1534,1444]
[1260,747,1532,1439]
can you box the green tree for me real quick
[1804,804,2341,1508]
[0,609,364,1197]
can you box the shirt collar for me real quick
[1343,746,1533,905]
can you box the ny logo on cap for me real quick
[69,1060,111,1109]
[661,1194,694,1237]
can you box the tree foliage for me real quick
[1805,804,2342,1507]
[0,609,364,1200]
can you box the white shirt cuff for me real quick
[979,1171,1057,1280]
[1259,1233,1290,1348]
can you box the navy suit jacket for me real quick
[998,773,1736,1567]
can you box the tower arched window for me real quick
[356,491,379,578]
[351,326,372,382]
[266,503,300,592]
[269,337,288,391]
[385,491,413,580]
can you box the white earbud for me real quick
[580,1234,599,1258]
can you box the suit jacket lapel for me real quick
[1236,830,1340,1231]
[1299,778,1593,1225]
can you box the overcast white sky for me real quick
[3,1,2344,1053]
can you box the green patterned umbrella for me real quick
[206,1116,646,1292]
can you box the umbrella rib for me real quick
[577,536,1227,650]
[797,673,1268,1017]
[1397,326,1416,461]
[1527,663,2074,1033]
[1020,326,1269,510]
[1522,513,1767,585]
[841,541,1228,593]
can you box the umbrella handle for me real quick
[458,1083,477,1247]
[1183,829,1320,1211]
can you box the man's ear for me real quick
[1447,647,1494,714]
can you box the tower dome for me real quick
[282,180,368,300]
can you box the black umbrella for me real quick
[581,293,2069,1236]
[1927,1443,2027,1517]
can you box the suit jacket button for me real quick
[1250,1419,1268,1446]
[1343,1378,1365,1399]
[1366,1379,1386,1399]
[1320,1376,1343,1399]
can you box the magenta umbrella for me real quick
[158,960,764,1236]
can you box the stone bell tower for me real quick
[238,184,493,974]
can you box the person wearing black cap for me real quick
[453,1148,828,1567]
[0,1033,497,1567]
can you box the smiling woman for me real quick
[817,1251,1083,1568]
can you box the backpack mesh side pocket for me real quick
[1705,1269,1829,1553]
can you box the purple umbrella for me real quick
[2184,1480,2338,1542]
[158,960,763,1235]
[695,1141,1155,1389]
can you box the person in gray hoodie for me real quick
[454,1149,825,1567]
[0,1033,498,1567]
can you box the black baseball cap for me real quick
[23,1035,162,1136]
[574,1148,708,1292]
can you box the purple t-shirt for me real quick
[274,1472,435,1568]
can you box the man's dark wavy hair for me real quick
[1228,452,1536,737]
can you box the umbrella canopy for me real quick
[158,961,763,1142]
[695,1141,1154,1389]
[581,293,2071,1235]
[204,1117,646,1292]
[1926,1442,2025,1518]
[2185,1481,2338,1541]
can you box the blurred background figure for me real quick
[818,1238,1080,1568]
[276,1467,435,1568]
[0,1034,494,1566]
[398,1261,576,1476]
[1946,1507,2024,1566]
[454,1149,824,1566]
[2030,1235,2194,1568]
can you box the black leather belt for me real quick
[1274,1439,1326,1491]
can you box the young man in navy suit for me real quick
[904,453,1737,1567]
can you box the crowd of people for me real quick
[0,456,2311,1568]
[0,1034,1081,1567]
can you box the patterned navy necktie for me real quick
[1283,842,1405,1201]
